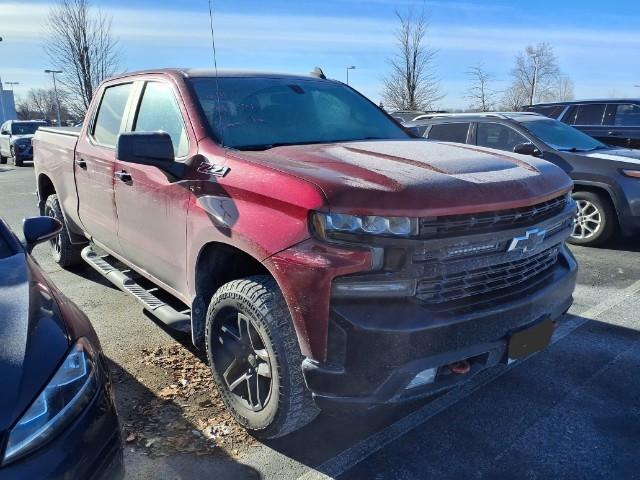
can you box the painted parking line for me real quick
[297,279,640,480]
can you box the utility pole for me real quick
[5,82,19,90]
[346,66,356,86]
[45,69,63,126]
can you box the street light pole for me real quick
[346,65,356,86]
[6,82,19,90]
[45,69,63,126]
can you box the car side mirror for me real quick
[116,132,184,179]
[513,142,541,157]
[1,130,9,136]
[23,216,63,253]
[405,126,424,138]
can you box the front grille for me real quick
[420,195,568,239]
[416,245,560,304]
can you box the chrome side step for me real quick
[81,246,191,332]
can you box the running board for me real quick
[81,246,191,332]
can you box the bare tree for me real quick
[510,43,560,106]
[382,8,444,111]
[44,0,120,117]
[500,83,529,111]
[553,76,575,102]
[464,62,498,112]
[16,88,73,122]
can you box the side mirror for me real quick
[116,132,184,179]
[23,216,63,253]
[1,130,9,136]
[513,142,541,157]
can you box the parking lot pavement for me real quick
[2,163,639,479]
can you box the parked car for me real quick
[0,216,123,479]
[411,112,640,246]
[34,68,577,438]
[523,99,640,149]
[0,120,48,166]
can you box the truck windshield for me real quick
[189,77,408,149]
[521,119,607,152]
[11,123,45,135]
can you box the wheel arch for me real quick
[37,173,87,244]
[572,181,620,221]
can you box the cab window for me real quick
[573,104,606,126]
[611,104,640,126]
[426,123,470,143]
[92,83,133,147]
[476,123,529,152]
[133,82,189,157]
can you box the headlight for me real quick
[311,211,418,240]
[2,338,99,465]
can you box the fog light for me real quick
[331,279,416,298]
[406,368,436,389]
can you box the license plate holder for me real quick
[508,318,554,360]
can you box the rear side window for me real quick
[92,83,133,147]
[573,104,606,126]
[476,123,529,152]
[528,105,566,119]
[426,123,470,143]
[134,82,189,157]
[611,104,640,126]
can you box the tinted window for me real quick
[190,77,408,149]
[134,82,189,157]
[521,119,606,152]
[527,105,565,119]
[426,123,470,143]
[612,103,640,126]
[573,104,606,125]
[476,123,529,152]
[92,83,133,147]
[11,122,46,135]
[561,105,577,124]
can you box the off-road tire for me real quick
[568,191,616,247]
[44,194,83,267]
[205,276,319,439]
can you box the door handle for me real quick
[115,170,132,183]
[75,158,87,169]
[607,131,621,136]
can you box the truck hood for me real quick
[236,139,572,216]
[0,253,69,433]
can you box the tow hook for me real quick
[447,360,471,375]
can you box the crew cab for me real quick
[33,69,578,438]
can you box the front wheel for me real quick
[568,191,616,247]
[205,276,319,439]
[10,147,23,167]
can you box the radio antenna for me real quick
[207,0,224,147]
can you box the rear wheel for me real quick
[568,191,616,247]
[44,194,83,267]
[205,276,319,438]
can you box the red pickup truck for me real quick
[33,68,577,438]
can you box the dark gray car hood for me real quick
[0,253,69,432]
[582,148,640,165]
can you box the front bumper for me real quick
[303,244,577,411]
[0,360,124,480]
[13,144,33,160]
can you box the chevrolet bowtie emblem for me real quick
[508,228,546,253]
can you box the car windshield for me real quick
[11,123,45,135]
[521,119,607,152]
[189,77,408,149]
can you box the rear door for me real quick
[603,103,640,149]
[75,81,135,253]
[113,79,192,295]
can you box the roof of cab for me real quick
[105,68,326,83]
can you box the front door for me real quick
[75,82,135,253]
[114,80,192,295]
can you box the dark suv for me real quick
[524,100,640,149]
[408,112,640,246]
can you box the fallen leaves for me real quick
[120,343,254,458]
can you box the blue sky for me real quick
[2,0,639,108]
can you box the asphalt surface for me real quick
[1,162,640,480]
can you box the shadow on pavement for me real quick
[108,358,260,480]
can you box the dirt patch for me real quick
[112,343,256,458]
